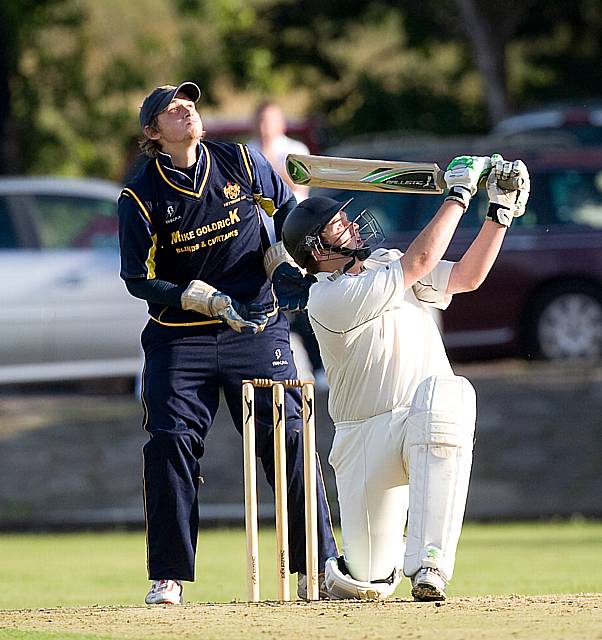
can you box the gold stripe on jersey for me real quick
[240,143,277,215]
[238,144,254,183]
[122,188,156,278]
[155,142,212,198]
[145,234,158,279]
[150,301,279,328]
[152,307,221,327]
[122,188,152,223]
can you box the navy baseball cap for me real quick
[139,82,201,129]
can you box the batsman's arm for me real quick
[400,156,491,289]
[446,222,507,294]
[400,200,466,290]
[447,155,531,294]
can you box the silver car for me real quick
[0,176,147,384]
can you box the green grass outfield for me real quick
[0,520,600,608]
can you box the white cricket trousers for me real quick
[328,375,476,584]
[328,406,410,582]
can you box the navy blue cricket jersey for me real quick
[118,141,292,326]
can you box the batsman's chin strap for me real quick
[324,244,372,281]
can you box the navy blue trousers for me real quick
[140,312,338,581]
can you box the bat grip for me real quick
[439,170,523,193]
[479,171,524,191]
[499,176,524,190]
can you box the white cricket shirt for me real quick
[307,249,455,423]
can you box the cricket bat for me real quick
[286,153,520,195]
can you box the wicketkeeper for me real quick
[281,154,530,601]
[118,82,337,604]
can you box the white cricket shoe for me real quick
[297,572,329,600]
[411,568,446,602]
[145,579,183,605]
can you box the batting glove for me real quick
[485,153,531,227]
[272,262,317,312]
[444,155,491,210]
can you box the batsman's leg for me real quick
[403,374,476,588]
[328,411,408,586]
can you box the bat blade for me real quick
[286,153,522,195]
[286,154,446,195]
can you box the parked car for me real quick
[491,102,602,147]
[310,137,602,361]
[0,176,148,384]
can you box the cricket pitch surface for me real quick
[2,594,600,640]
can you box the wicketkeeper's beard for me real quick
[186,122,204,141]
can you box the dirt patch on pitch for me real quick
[1,594,600,640]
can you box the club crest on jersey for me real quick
[272,348,289,367]
[223,182,241,201]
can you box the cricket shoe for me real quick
[297,572,330,600]
[145,579,183,605]
[411,568,446,602]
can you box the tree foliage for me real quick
[1,0,600,179]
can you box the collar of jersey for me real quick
[155,143,211,198]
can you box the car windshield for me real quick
[547,169,602,229]
[30,195,119,249]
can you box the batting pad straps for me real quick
[264,241,297,279]
[324,556,401,601]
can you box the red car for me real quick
[312,139,602,361]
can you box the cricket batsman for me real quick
[281,154,530,600]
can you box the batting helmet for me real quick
[281,197,345,268]
[282,196,384,269]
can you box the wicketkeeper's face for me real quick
[152,92,204,144]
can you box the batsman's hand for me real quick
[181,280,268,333]
[485,153,531,227]
[444,155,491,210]
[272,262,317,312]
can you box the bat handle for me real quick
[498,176,525,190]
[479,170,524,192]
[439,170,523,193]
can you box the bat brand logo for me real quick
[379,171,438,190]
[286,157,311,184]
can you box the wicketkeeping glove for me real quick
[181,280,268,334]
[444,155,492,210]
[485,153,531,227]
[272,263,317,312]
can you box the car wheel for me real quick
[525,282,602,360]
